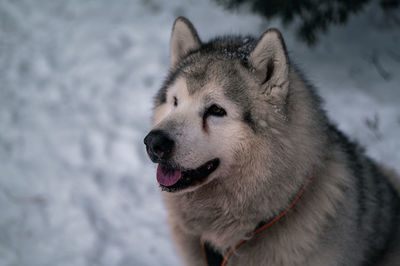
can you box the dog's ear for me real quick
[170,17,201,67]
[249,29,289,103]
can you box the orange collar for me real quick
[201,171,313,266]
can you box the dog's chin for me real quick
[157,158,220,193]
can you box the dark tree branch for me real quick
[213,0,400,45]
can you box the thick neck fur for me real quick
[163,67,339,252]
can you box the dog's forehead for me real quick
[181,58,251,106]
[157,57,257,131]
[182,60,208,95]
[171,74,226,104]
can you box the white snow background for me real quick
[0,0,399,265]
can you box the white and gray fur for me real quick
[148,17,400,266]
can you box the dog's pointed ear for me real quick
[170,17,201,67]
[249,29,289,103]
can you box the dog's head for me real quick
[144,17,290,193]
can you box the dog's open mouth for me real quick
[157,158,220,192]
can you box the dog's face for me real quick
[146,69,254,192]
[144,17,290,193]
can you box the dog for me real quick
[143,17,400,266]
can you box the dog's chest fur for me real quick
[165,181,261,249]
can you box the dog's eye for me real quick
[206,104,226,117]
[173,96,178,107]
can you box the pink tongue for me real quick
[156,164,182,186]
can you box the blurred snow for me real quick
[0,0,399,265]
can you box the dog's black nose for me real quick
[144,130,175,162]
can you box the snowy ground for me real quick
[0,1,399,265]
